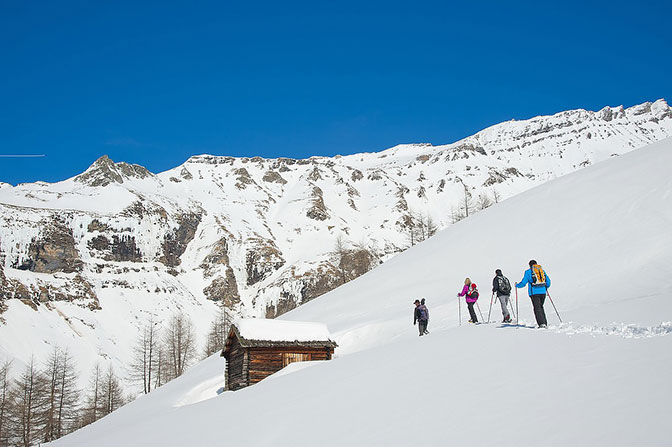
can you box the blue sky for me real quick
[1,0,670,185]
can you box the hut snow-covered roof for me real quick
[222,319,338,353]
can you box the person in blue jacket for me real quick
[515,260,551,328]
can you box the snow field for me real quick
[48,137,672,446]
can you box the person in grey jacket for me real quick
[492,269,512,323]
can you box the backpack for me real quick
[497,276,511,294]
[467,288,479,300]
[418,305,428,320]
[531,264,547,286]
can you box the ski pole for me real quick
[458,295,461,326]
[515,288,519,326]
[487,292,494,324]
[476,301,484,322]
[547,291,562,323]
[508,296,516,321]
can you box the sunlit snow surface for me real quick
[48,137,672,446]
[1,101,671,390]
[235,318,334,342]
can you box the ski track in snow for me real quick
[552,320,672,339]
[492,319,672,339]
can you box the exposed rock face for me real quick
[200,237,230,277]
[75,155,153,187]
[0,99,671,383]
[0,264,8,317]
[88,235,142,262]
[306,187,329,221]
[88,219,115,233]
[180,167,193,180]
[245,239,285,286]
[264,262,342,318]
[307,167,323,181]
[160,213,202,267]
[340,248,375,282]
[265,293,299,318]
[203,267,240,308]
[262,170,287,184]
[18,219,82,273]
[483,169,509,186]
[234,168,255,189]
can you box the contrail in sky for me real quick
[0,154,46,158]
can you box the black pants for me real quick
[418,320,428,335]
[530,294,547,326]
[467,302,478,322]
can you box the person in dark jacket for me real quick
[515,260,552,328]
[413,299,429,336]
[492,269,512,323]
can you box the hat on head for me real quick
[414,299,420,304]
[495,269,502,275]
[529,259,537,266]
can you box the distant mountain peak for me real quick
[75,155,153,187]
[1,98,670,397]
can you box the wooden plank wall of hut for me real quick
[226,342,247,391]
[248,347,334,385]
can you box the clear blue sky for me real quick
[1,0,670,185]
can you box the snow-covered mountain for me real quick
[48,135,672,447]
[0,99,671,387]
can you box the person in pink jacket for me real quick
[457,278,479,323]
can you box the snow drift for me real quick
[49,137,672,446]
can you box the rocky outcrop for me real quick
[0,264,8,317]
[17,219,82,273]
[0,270,99,314]
[307,167,323,182]
[0,99,670,378]
[262,170,287,184]
[483,169,508,186]
[265,262,342,318]
[335,248,376,284]
[180,167,193,180]
[234,168,255,189]
[245,239,285,286]
[203,267,240,308]
[88,235,142,262]
[160,213,202,267]
[200,237,230,277]
[75,155,153,187]
[306,187,329,221]
[87,219,116,233]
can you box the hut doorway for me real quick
[282,352,311,367]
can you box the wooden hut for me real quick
[221,319,338,391]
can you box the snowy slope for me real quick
[48,137,672,446]
[1,99,671,391]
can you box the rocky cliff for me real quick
[0,99,670,385]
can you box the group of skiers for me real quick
[413,260,552,335]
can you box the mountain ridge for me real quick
[0,99,670,391]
